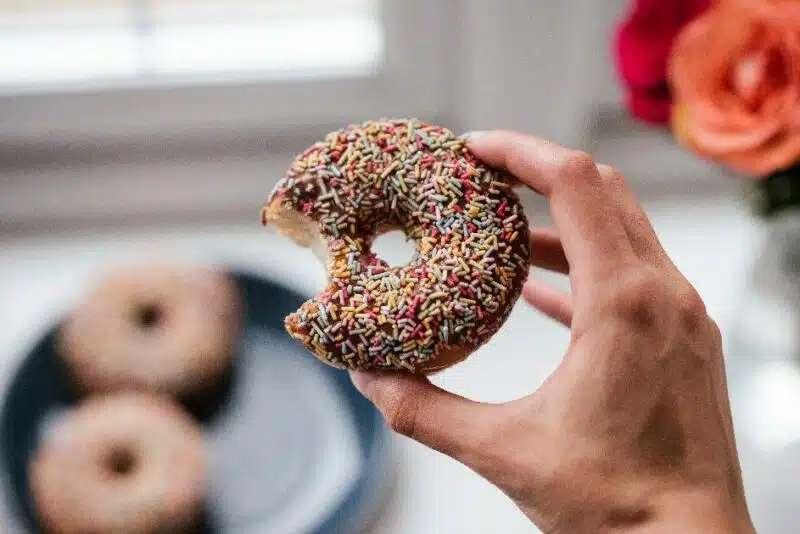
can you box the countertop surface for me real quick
[2,192,799,533]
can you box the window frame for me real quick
[0,0,453,149]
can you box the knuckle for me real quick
[557,150,597,178]
[596,164,625,187]
[373,380,422,438]
[613,269,663,331]
[673,286,709,332]
[707,317,723,343]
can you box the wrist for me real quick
[608,487,755,534]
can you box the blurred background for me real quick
[1,1,798,533]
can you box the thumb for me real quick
[350,371,502,465]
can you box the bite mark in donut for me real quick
[262,119,530,373]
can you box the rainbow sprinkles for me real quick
[262,119,531,373]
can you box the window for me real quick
[0,0,449,147]
[0,0,382,91]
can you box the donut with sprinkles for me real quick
[262,119,530,373]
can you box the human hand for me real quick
[349,131,755,533]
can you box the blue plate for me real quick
[0,271,393,534]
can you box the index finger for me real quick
[466,130,635,280]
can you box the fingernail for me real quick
[459,131,486,142]
[349,371,377,399]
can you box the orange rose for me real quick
[728,0,800,23]
[668,1,800,177]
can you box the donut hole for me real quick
[372,230,417,267]
[135,302,164,330]
[106,447,138,478]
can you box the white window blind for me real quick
[0,0,382,92]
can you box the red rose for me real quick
[614,0,712,125]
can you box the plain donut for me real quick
[30,392,208,534]
[57,263,242,401]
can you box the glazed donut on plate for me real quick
[57,262,242,400]
[261,118,530,373]
[30,392,208,534]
